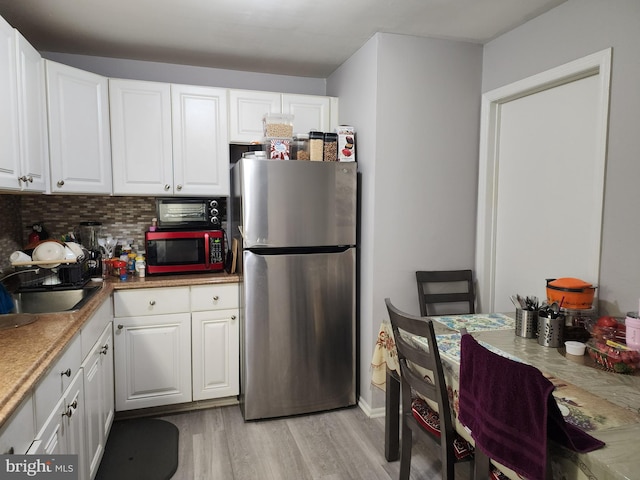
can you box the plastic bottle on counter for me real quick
[127,252,136,275]
[135,254,146,278]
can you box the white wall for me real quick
[482,0,640,316]
[328,33,482,411]
[43,52,327,95]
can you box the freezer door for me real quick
[235,158,356,248]
[241,248,356,420]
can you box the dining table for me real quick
[371,312,640,480]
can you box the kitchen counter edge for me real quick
[0,272,241,429]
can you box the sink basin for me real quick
[11,286,102,314]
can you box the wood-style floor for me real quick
[157,405,473,480]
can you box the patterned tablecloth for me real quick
[371,314,640,480]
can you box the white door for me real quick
[109,79,173,195]
[114,313,192,410]
[171,84,229,196]
[0,16,20,191]
[46,61,112,194]
[282,94,331,134]
[476,49,611,313]
[228,89,281,143]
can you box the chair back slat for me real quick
[385,298,452,431]
[416,270,475,316]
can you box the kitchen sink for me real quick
[11,286,102,315]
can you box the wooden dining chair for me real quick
[416,270,475,316]
[385,298,473,480]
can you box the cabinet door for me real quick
[282,94,332,134]
[0,16,20,191]
[83,323,114,480]
[110,79,173,195]
[34,334,82,432]
[172,84,229,196]
[192,309,239,400]
[114,313,192,410]
[30,370,85,471]
[228,90,281,143]
[15,31,48,192]
[46,61,112,194]
[0,396,34,455]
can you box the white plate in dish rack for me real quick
[32,241,66,268]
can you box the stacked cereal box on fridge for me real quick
[263,114,293,159]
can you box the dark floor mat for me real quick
[96,418,179,480]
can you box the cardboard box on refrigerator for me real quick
[336,126,356,162]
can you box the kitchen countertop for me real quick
[0,272,240,429]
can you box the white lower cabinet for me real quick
[191,284,239,401]
[29,370,86,480]
[0,396,34,455]
[83,323,114,480]
[113,283,239,411]
[192,309,239,400]
[113,287,192,411]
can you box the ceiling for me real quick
[0,0,566,78]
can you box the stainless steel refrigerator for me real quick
[231,157,357,420]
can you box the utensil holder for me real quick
[537,315,564,347]
[515,309,538,338]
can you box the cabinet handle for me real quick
[164,184,171,191]
[27,176,33,183]
[176,184,182,191]
[231,315,236,321]
[62,400,77,418]
[18,175,28,183]
[149,300,156,306]
[57,180,64,187]
[3,447,14,455]
[117,324,123,330]
[100,344,109,355]
[213,296,219,301]
[61,368,71,377]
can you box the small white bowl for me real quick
[565,341,586,356]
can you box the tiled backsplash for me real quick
[0,194,157,273]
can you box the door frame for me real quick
[475,48,612,312]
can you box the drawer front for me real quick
[114,287,190,317]
[34,334,82,432]
[0,396,35,455]
[190,283,238,312]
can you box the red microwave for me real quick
[145,230,224,275]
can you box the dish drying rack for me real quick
[13,259,90,290]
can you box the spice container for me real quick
[309,131,324,161]
[323,133,338,162]
[291,134,310,160]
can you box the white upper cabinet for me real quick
[282,94,335,135]
[109,78,173,195]
[110,79,230,196]
[0,18,48,193]
[15,31,49,192]
[46,61,112,194]
[229,90,338,143]
[228,90,281,143]
[0,16,20,191]
[171,84,229,196]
